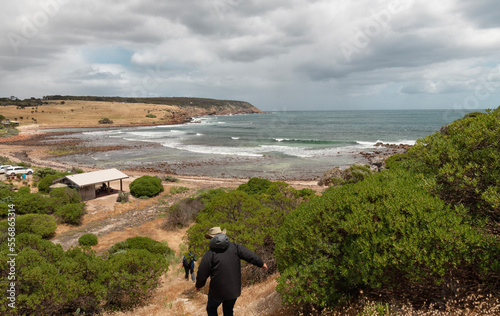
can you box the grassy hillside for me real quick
[0,97,262,128]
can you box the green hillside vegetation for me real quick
[274,107,500,312]
[187,179,315,279]
[0,234,171,314]
[129,175,164,198]
[0,186,85,225]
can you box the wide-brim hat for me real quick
[205,227,226,239]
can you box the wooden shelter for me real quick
[58,168,129,201]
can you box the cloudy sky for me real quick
[1,0,500,111]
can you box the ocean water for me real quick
[50,110,469,180]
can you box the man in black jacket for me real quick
[195,227,268,316]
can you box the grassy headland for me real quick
[0,96,262,129]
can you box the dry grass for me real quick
[0,100,182,127]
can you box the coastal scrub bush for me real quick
[169,185,189,195]
[33,167,60,179]
[14,192,55,214]
[129,175,164,198]
[318,164,374,186]
[0,233,171,315]
[188,190,265,255]
[98,117,113,124]
[49,187,81,205]
[403,107,500,233]
[164,175,179,182]
[145,114,156,118]
[55,202,86,225]
[188,180,313,278]
[0,181,13,191]
[116,190,130,203]
[78,233,98,246]
[17,186,30,195]
[237,177,272,195]
[0,214,57,238]
[108,236,174,258]
[103,249,167,310]
[275,169,494,309]
[37,172,67,193]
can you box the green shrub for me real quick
[0,204,8,218]
[116,191,130,203]
[98,117,113,124]
[17,186,31,195]
[384,153,408,169]
[405,107,500,231]
[104,249,167,310]
[14,193,55,215]
[319,164,374,186]
[0,233,170,315]
[129,175,164,198]
[145,114,156,118]
[49,187,81,205]
[108,236,174,258]
[169,186,189,195]
[275,169,494,309]
[0,181,13,191]
[37,173,67,193]
[187,181,312,279]
[0,234,104,315]
[164,175,179,183]
[33,168,60,179]
[78,233,98,246]
[188,190,263,255]
[0,214,57,238]
[197,188,227,205]
[55,203,85,225]
[237,177,272,195]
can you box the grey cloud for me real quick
[456,0,500,29]
[58,66,124,83]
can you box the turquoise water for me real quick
[51,110,471,179]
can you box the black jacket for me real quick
[195,235,264,300]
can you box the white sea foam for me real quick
[356,139,417,147]
[160,140,263,157]
[82,130,122,136]
[231,137,240,140]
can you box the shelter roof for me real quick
[63,168,128,187]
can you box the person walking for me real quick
[182,252,196,281]
[195,227,268,316]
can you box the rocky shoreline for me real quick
[0,124,410,183]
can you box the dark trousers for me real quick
[206,295,237,316]
[184,266,195,281]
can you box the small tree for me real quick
[98,117,113,124]
[78,233,98,246]
[129,176,164,198]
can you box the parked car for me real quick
[5,166,33,175]
[0,165,12,174]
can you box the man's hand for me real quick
[262,263,268,271]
